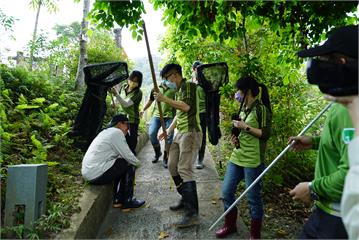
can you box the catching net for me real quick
[197,62,229,92]
[84,61,129,87]
[196,62,229,145]
[71,62,129,149]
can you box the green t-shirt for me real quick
[150,86,176,118]
[117,83,142,124]
[230,99,271,168]
[197,85,206,114]
[311,103,352,216]
[175,79,201,133]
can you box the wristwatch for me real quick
[308,182,319,201]
[245,126,251,132]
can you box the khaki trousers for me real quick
[168,131,202,182]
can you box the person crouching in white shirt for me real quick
[81,114,145,209]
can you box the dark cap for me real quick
[298,25,358,59]
[192,61,202,69]
[108,114,128,127]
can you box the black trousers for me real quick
[90,158,128,199]
[126,123,139,155]
[198,112,207,159]
[113,122,138,202]
[299,206,348,239]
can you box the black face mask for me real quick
[306,59,358,96]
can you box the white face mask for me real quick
[164,80,177,89]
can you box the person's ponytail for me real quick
[259,83,272,114]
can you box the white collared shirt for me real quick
[341,136,359,239]
[81,127,140,181]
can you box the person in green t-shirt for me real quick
[215,76,272,239]
[289,25,357,239]
[141,79,176,168]
[111,70,143,154]
[154,63,202,228]
[109,70,144,209]
[191,61,207,169]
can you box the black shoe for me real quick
[112,198,124,208]
[163,151,168,168]
[122,197,145,209]
[163,161,168,168]
[196,160,204,169]
[174,213,199,228]
[196,155,204,169]
[152,145,162,163]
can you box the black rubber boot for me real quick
[152,145,162,163]
[169,175,184,211]
[174,181,199,228]
[196,153,204,169]
[163,151,168,168]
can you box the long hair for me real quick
[236,76,272,113]
[129,70,143,88]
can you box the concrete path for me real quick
[97,140,248,239]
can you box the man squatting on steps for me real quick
[81,114,144,209]
[154,63,202,228]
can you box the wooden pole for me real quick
[142,23,168,149]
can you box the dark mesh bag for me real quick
[197,62,229,145]
[197,62,229,92]
[71,62,129,149]
[84,61,129,87]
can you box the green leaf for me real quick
[31,134,43,149]
[131,30,137,39]
[46,161,60,167]
[47,103,59,110]
[32,97,46,105]
[16,104,40,110]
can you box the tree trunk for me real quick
[30,0,41,71]
[74,0,90,91]
[113,28,123,48]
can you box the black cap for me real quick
[108,114,128,127]
[192,61,202,69]
[298,25,358,59]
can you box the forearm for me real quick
[246,126,262,138]
[142,100,153,112]
[113,138,140,167]
[115,94,134,107]
[167,116,177,133]
[162,96,190,112]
